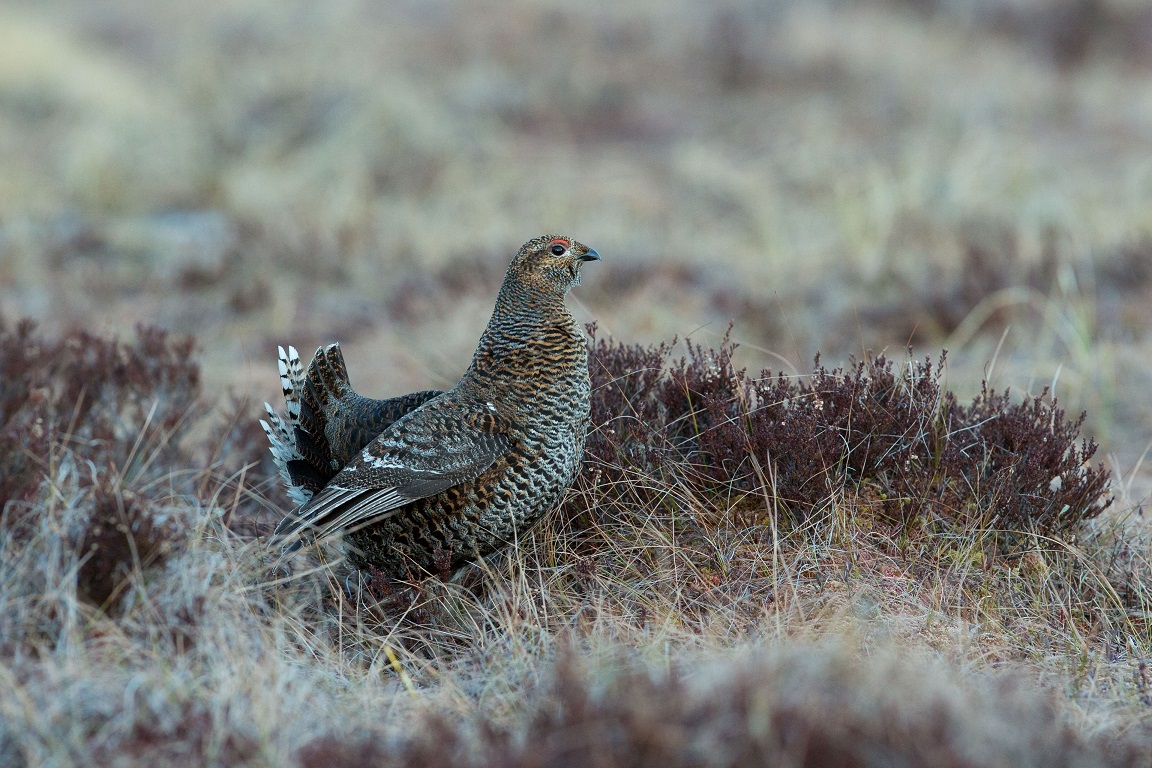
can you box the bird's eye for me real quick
[550,243,567,256]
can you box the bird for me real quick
[262,234,600,579]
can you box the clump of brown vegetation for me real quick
[299,648,1149,768]
[576,324,1110,545]
[0,318,267,611]
[92,699,262,768]
[0,318,199,506]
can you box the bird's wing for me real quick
[268,343,444,499]
[273,399,513,548]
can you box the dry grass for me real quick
[2,0,1152,764]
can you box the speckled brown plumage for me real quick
[267,235,600,578]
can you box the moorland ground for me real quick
[2,0,1152,765]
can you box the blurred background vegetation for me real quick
[1,0,1150,491]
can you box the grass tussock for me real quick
[2,320,1150,766]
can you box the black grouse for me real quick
[262,234,600,578]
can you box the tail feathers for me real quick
[262,341,445,523]
[263,343,356,508]
[260,405,312,507]
[263,343,324,507]
[296,342,353,467]
[261,403,293,456]
[305,343,352,417]
[278,345,304,423]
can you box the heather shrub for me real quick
[0,319,258,610]
[0,318,200,506]
[0,319,62,506]
[575,325,1111,546]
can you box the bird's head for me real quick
[508,234,601,296]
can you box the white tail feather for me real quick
[281,345,304,422]
[264,346,314,506]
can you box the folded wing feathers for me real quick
[273,408,512,551]
[275,486,410,550]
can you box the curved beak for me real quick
[577,247,601,262]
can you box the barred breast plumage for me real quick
[266,235,600,579]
